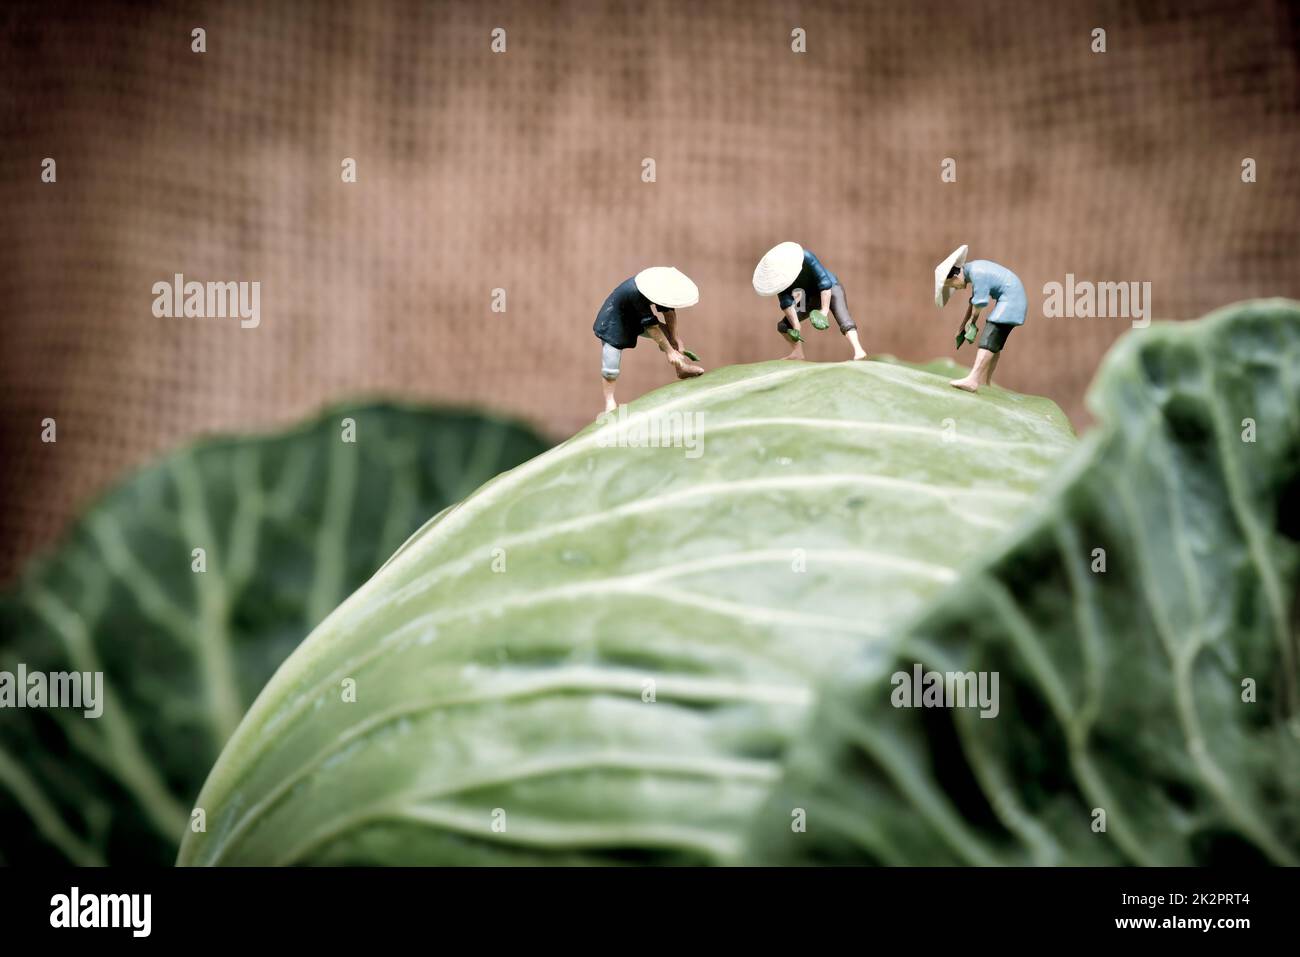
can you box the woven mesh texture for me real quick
[3,0,1300,580]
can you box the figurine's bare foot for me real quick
[673,361,704,379]
[949,377,979,393]
[851,350,868,361]
[603,398,617,413]
[782,347,805,360]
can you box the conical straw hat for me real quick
[935,244,969,307]
[634,266,699,308]
[752,241,804,297]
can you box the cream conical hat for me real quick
[935,244,969,307]
[634,267,699,309]
[752,242,804,297]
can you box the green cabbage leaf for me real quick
[0,404,550,864]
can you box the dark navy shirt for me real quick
[778,249,839,311]
[594,277,658,349]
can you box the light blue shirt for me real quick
[964,260,1027,326]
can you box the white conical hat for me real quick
[935,244,968,307]
[752,241,804,297]
[634,267,699,309]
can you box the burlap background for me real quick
[3,0,1299,582]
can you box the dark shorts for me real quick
[979,320,1013,353]
[777,284,856,336]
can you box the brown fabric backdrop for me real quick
[3,0,1299,582]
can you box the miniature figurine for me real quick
[595,267,703,413]
[752,242,867,361]
[935,245,1027,393]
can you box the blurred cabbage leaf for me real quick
[0,403,551,864]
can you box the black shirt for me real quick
[594,277,657,349]
[778,249,839,311]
